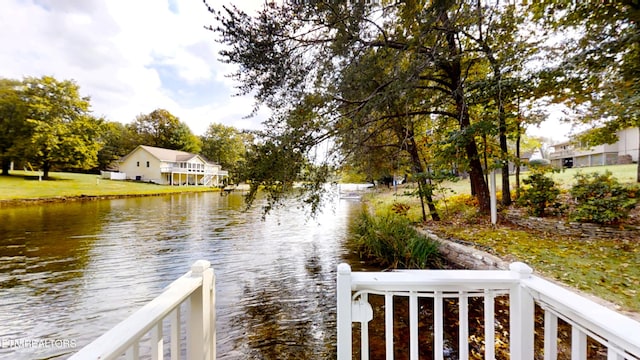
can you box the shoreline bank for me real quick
[0,189,221,208]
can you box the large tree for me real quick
[19,76,103,180]
[463,3,539,206]
[96,120,138,171]
[209,1,543,215]
[0,78,28,175]
[200,123,251,183]
[127,109,201,153]
[532,1,640,180]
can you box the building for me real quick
[118,145,228,186]
[549,128,639,168]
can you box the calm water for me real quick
[0,192,365,359]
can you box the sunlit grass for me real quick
[549,163,637,186]
[429,223,640,313]
[437,163,638,195]
[0,170,217,201]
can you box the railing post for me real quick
[509,262,534,360]
[211,268,216,360]
[337,263,352,360]
[188,260,215,360]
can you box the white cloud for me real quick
[0,0,267,135]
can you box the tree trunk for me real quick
[42,161,50,180]
[405,133,440,221]
[466,136,491,213]
[1,158,10,176]
[441,9,491,214]
[499,127,511,206]
[637,128,640,182]
[496,72,512,206]
[515,122,521,199]
[453,84,491,213]
[416,179,428,222]
[483,135,489,186]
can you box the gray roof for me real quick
[140,145,194,161]
[123,145,215,165]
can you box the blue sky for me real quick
[0,0,267,135]
[0,0,571,141]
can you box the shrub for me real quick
[391,202,411,216]
[569,171,639,224]
[438,193,480,221]
[517,169,560,217]
[528,158,552,169]
[351,211,439,269]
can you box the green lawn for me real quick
[435,163,639,196]
[549,163,637,187]
[0,170,217,201]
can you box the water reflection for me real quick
[0,192,362,359]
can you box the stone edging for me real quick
[503,209,640,240]
[418,228,509,270]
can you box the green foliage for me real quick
[0,78,29,175]
[517,169,560,217]
[20,76,102,179]
[391,202,410,216]
[351,211,439,269]
[128,109,200,153]
[171,122,202,154]
[438,193,481,221]
[211,1,545,216]
[569,171,639,225]
[96,121,138,171]
[239,128,325,216]
[527,158,551,169]
[338,170,369,184]
[531,1,640,181]
[200,123,251,182]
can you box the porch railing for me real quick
[68,260,640,359]
[69,260,215,360]
[337,262,640,360]
[160,166,215,174]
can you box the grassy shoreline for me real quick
[363,164,640,313]
[0,171,219,206]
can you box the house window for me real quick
[136,161,139,167]
[146,161,150,168]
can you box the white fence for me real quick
[69,260,215,360]
[337,262,640,360]
[100,171,127,180]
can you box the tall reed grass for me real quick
[350,211,440,269]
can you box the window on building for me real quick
[136,161,139,167]
[146,161,150,168]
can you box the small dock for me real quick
[220,184,250,196]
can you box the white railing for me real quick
[337,262,640,360]
[160,166,214,174]
[69,260,216,360]
[201,175,214,186]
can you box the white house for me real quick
[549,127,639,168]
[117,145,228,186]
